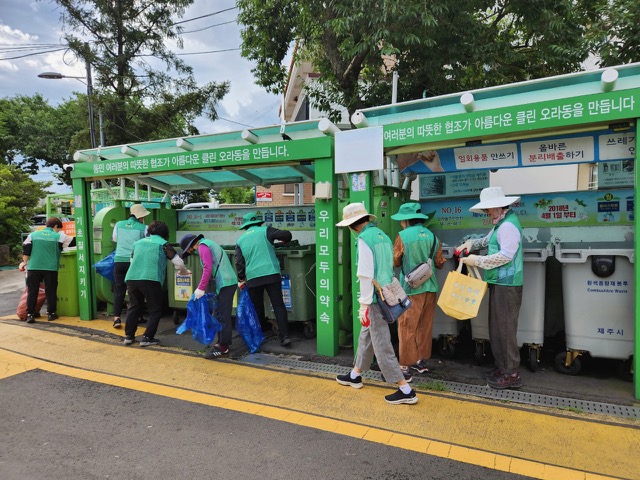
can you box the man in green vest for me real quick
[456,187,524,390]
[335,203,418,405]
[235,212,293,347]
[392,202,445,376]
[112,203,150,329]
[20,217,74,323]
[180,233,238,359]
[124,221,190,347]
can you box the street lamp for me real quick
[38,63,97,149]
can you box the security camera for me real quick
[62,164,75,172]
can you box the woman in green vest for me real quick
[235,212,293,347]
[20,217,74,323]
[112,203,150,329]
[123,221,190,347]
[392,202,445,376]
[457,187,524,390]
[179,233,238,359]
[335,203,418,405]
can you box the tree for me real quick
[217,187,255,205]
[0,164,52,258]
[51,0,230,146]
[237,0,600,123]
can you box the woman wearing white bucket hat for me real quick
[455,186,524,390]
[335,202,418,405]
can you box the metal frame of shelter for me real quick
[69,119,343,356]
[349,62,640,399]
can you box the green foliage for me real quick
[171,190,213,209]
[0,165,51,256]
[217,187,255,205]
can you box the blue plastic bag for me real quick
[176,293,222,345]
[236,288,265,353]
[94,251,115,282]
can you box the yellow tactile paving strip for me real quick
[0,321,637,480]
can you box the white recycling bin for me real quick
[554,242,634,375]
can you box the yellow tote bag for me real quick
[437,262,487,320]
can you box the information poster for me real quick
[178,206,316,231]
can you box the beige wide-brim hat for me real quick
[130,204,150,219]
[336,202,376,227]
[469,186,520,213]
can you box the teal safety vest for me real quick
[28,227,62,271]
[358,223,394,303]
[398,225,438,294]
[236,225,280,281]
[125,235,168,284]
[114,217,147,262]
[198,239,238,293]
[485,211,523,286]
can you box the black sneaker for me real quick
[123,336,134,345]
[280,336,292,347]
[139,336,160,347]
[487,372,522,390]
[138,316,147,324]
[381,370,413,383]
[26,314,35,324]
[410,360,430,374]
[113,317,122,329]
[204,344,229,359]
[482,367,501,380]
[47,313,59,321]
[385,388,418,405]
[336,373,363,389]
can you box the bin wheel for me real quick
[172,309,180,326]
[554,352,581,375]
[439,337,457,359]
[474,342,485,365]
[528,347,539,373]
[618,358,633,383]
[303,320,316,339]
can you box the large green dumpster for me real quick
[167,247,201,324]
[57,250,79,316]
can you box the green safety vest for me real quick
[198,239,238,293]
[485,211,523,286]
[398,225,438,294]
[236,225,280,281]
[358,223,394,303]
[125,235,168,284]
[114,217,146,262]
[28,227,62,271]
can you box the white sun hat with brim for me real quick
[130,204,151,219]
[336,202,376,227]
[469,186,520,213]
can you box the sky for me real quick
[0,0,287,193]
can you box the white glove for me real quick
[194,288,205,299]
[460,254,479,267]
[358,304,370,327]
[455,239,475,255]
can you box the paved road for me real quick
[0,321,638,480]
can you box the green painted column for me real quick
[348,172,374,358]
[72,178,96,320]
[635,131,639,400]
[314,157,340,356]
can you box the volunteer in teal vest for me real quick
[20,217,74,323]
[112,203,150,329]
[335,203,418,405]
[123,221,190,347]
[235,212,293,347]
[392,202,445,376]
[456,187,524,390]
[179,234,238,359]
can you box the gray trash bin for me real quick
[554,242,635,375]
[433,246,462,358]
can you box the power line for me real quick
[174,48,240,56]
[0,48,66,61]
[174,6,237,25]
[182,19,236,34]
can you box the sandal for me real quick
[204,344,229,359]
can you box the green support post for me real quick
[314,157,340,356]
[635,131,639,400]
[72,178,96,320]
[348,172,373,358]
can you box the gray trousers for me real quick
[354,303,404,384]
[488,284,523,372]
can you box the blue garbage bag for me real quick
[176,293,222,346]
[94,251,115,282]
[236,288,265,353]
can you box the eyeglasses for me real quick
[482,209,490,214]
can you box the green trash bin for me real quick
[167,248,202,325]
[57,250,79,316]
